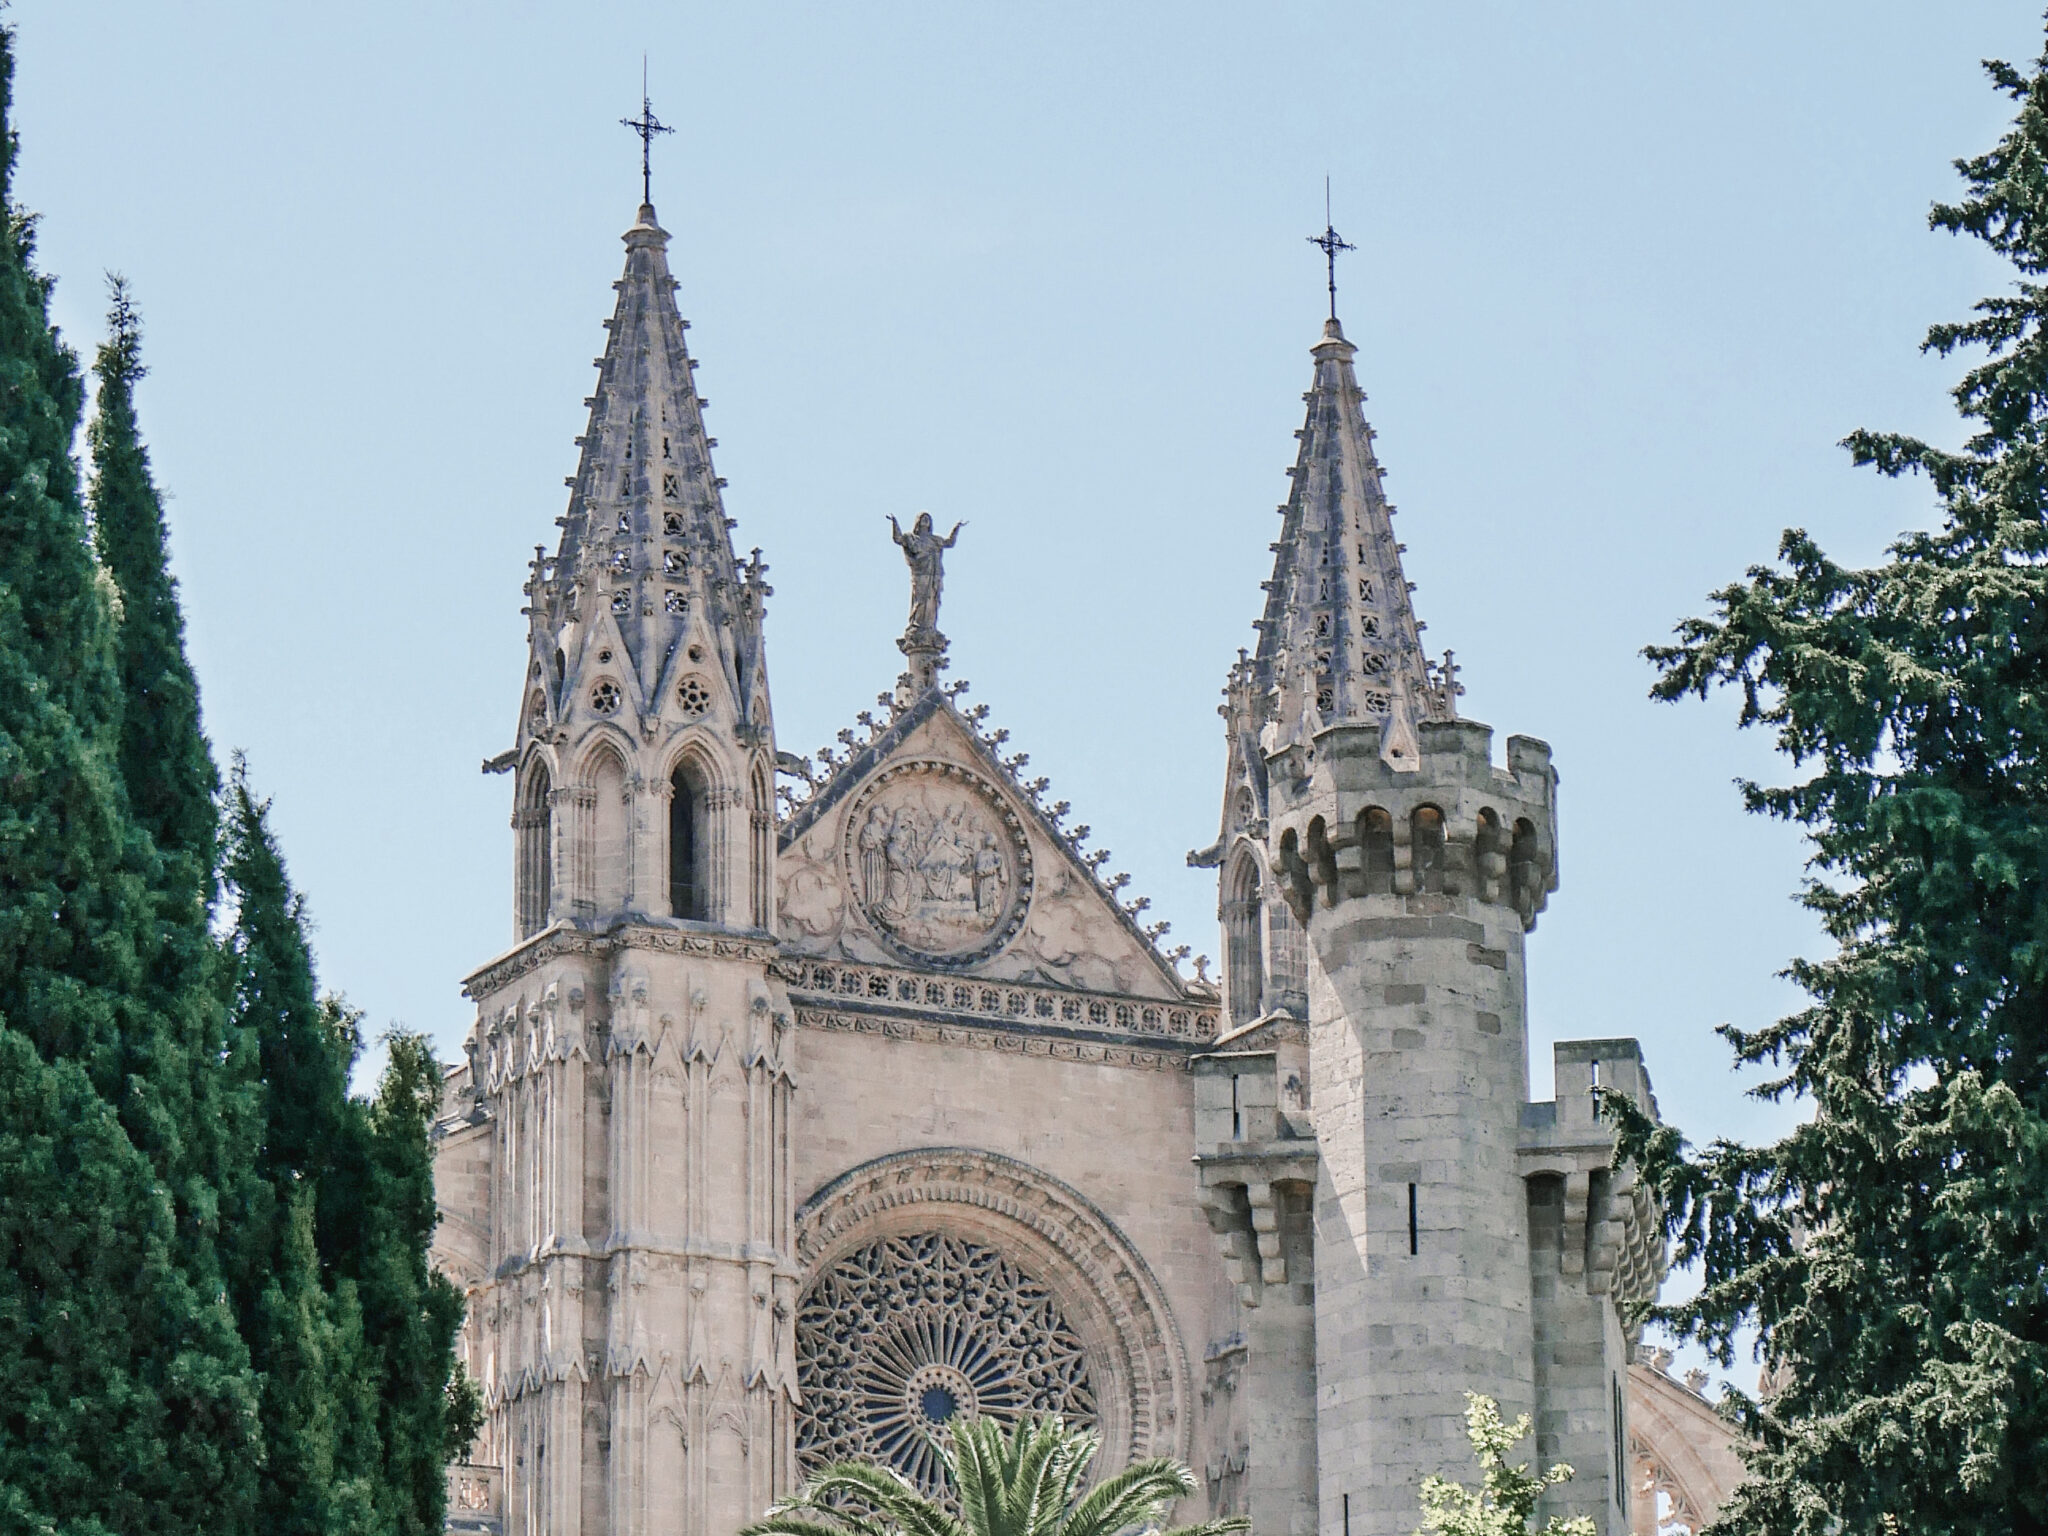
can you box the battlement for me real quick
[1266,716,1560,929]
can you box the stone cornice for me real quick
[777,954,1219,1045]
[463,921,779,999]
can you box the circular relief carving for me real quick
[590,679,621,716]
[677,675,713,718]
[795,1232,1098,1497]
[843,761,1033,967]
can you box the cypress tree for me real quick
[87,276,215,878]
[84,273,263,1392]
[351,1029,470,1535]
[0,21,258,1533]
[221,764,467,1535]
[1619,25,2048,1536]
[220,762,354,1534]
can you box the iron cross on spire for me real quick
[1307,177,1355,322]
[620,63,673,207]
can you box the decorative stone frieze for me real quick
[777,955,1218,1042]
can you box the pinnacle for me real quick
[519,200,763,748]
[1250,316,1457,767]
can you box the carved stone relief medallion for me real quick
[843,760,1033,967]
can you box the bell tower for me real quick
[458,190,797,1536]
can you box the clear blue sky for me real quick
[13,5,2037,1184]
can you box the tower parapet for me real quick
[1267,718,1557,927]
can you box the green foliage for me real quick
[88,274,216,883]
[743,1413,1250,1536]
[1616,20,2048,1535]
[0,22,466,1527]
[0,21,261,1531]
[351,1026,469,1535]
[220,770,466,1535]
[1409,1395,1593,1536]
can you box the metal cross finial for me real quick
[620,60,673,207]
[1307,177,1355,322]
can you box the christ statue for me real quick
[889,512,964,636]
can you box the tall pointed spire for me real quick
[523,199,768,749]
[1252,315,1455,769]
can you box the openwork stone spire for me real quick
[522,202,768,747]
[1254,317,1455,769]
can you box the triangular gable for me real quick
[777,693,1189,1000]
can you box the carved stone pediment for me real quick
[777,701,1188,1000]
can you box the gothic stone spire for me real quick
[524,202,767,749]
[1254,316,1454,770]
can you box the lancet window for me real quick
[515,762,553,938]
[1224,851,1265,1025]
[749,762,773,930]
[670,761,708,922]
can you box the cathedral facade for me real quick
[431,197,1698,1536]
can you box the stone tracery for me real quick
[795,1232,1098,1497]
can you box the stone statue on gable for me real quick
[889,511,963,636]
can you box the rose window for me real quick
[795,1232,1098,1497]
[590,680,621,716]
[677,676,712,718]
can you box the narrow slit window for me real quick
[1408,1183,1419,1255]
[669,763,706,921]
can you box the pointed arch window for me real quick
[670,761,709,922]
[1224,852,1265,1026]
[749,763,773,931]
[516,762,553,939]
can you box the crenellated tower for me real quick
[1197,298,1662,1536]
[449,195,798,1536]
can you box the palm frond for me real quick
[1153,1519,1253,1536]
[1053,1457,1198,1536]
[742,1517,885,1536]
[948,1418,1009,1536]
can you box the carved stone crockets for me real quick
[458,196,797,1536]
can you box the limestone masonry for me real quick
[432,200,1737,1536]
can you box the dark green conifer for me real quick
[221,765,465,1535]
[88,276,215,880]
[1619,24,2048,1536]
[351,1030,470,1535]
[0,21,258,1533]
[85,276,261,1385]
[220,763,354,1534]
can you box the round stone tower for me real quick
[1267,715,1557,1536]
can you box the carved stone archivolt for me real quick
[795,1149,1190,1482]
[843,761,1033,968]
